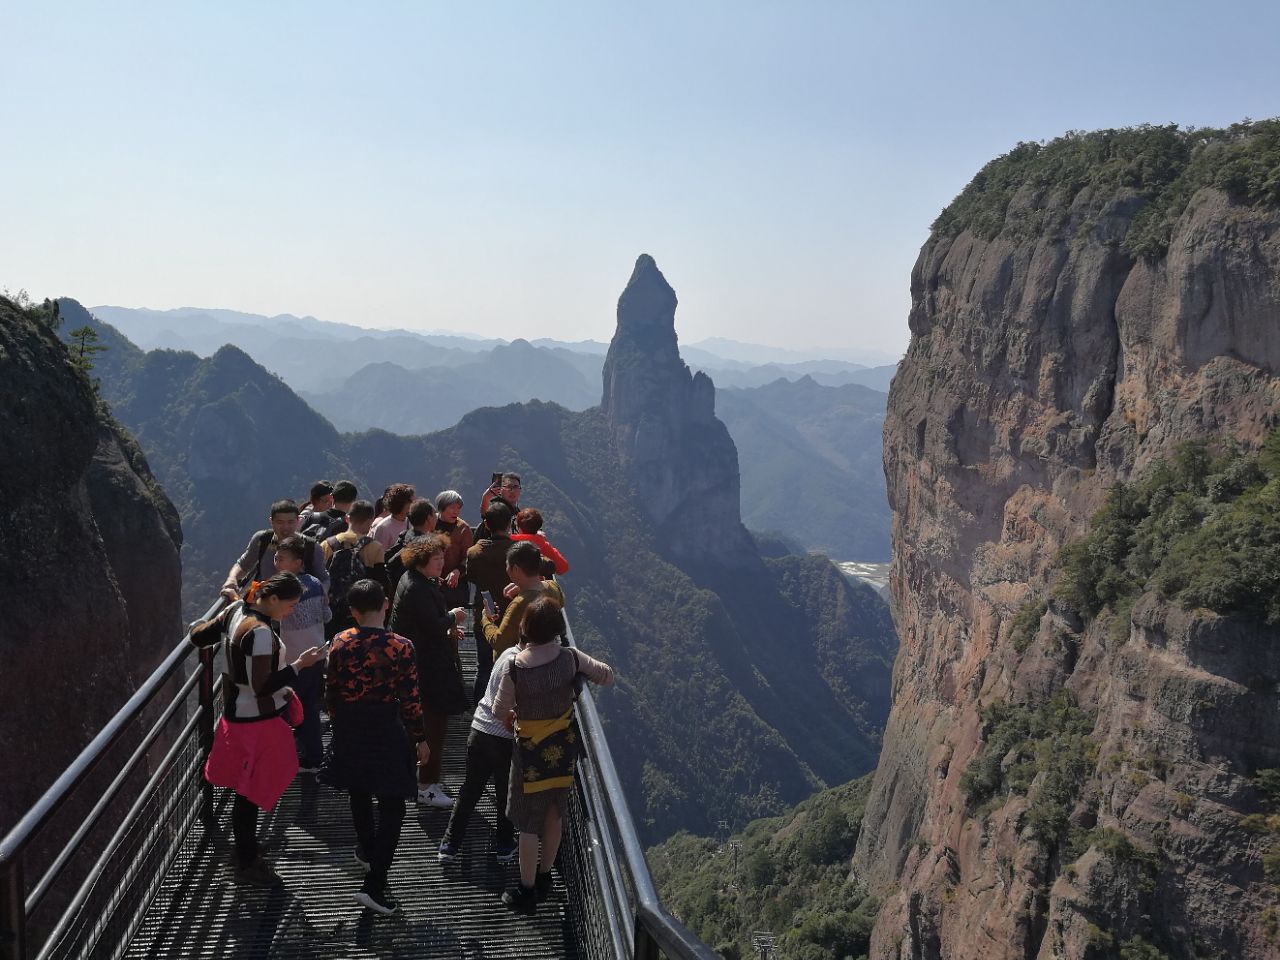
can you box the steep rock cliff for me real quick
[602,255,756,566]
[856,124,1280,959]
[0,298,182,833]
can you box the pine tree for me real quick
[67,324,108,374]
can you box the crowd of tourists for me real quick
[193,473,613,917]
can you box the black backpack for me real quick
[326,534,373,618]
[250,530,319,582]
[301,508,346,542]
[383,529,423,595]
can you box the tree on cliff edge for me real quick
[67,324,107,376]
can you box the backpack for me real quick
[383,529,422,595]
[326,534,373,618]
[250,530,319,582]
[301,508,346,542]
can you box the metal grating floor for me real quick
[125,635,583,959]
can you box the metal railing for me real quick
[0,595,716,960]
[0,598,224,960]
[559,611,719,960]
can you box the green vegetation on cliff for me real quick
[960,693,1097,844]
[650,776,877,960]
[1056,430,1280,628]
[933,119,1280,257]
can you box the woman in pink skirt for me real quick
[204,572,324,886]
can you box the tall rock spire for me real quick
[601,255,754,565]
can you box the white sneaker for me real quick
[417,783,455,809]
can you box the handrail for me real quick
[0,597,223,960]
[0,598,222,869]
[25,661,204,913]
[36,704,208,960]
[561,611,719,960]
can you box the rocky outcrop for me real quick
[0,298,182,833]
[602,254,755,565]
[855,128,1280,959]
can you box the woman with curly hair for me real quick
[371,482,416,549]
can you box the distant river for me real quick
[835,560,891,597]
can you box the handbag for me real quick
[284,691,304,728]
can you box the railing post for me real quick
[0,855,26,960]
[197,646,215,825]
[633,918,660,960]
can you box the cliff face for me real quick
[856,128,1280,959]
[0,299,182,833]
[602,255,756,566]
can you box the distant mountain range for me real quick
[719,376,891,560]
[89,304,898,392]
[299,341,601,435]
[91,303,895,562]
[686,335,898,367]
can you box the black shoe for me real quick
[501,883,537,910]
[535,870,554,901]
[234,857,281,887]
[353,886,401,916]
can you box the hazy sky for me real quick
[3,2,1278,355]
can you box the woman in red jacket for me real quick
[511,508,569,575]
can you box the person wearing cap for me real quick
[435,490,474,610]
[298,480,335,529]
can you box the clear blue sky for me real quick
[3,1,1277,355]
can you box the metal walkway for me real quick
[1,599,717,960]
[125,646,581,959]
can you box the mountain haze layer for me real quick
[718,376,890,560]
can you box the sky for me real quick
[3,2,1278,356]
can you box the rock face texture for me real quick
[0,299,182,833]
[602,255,756,566]
[855,130,1280,959]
